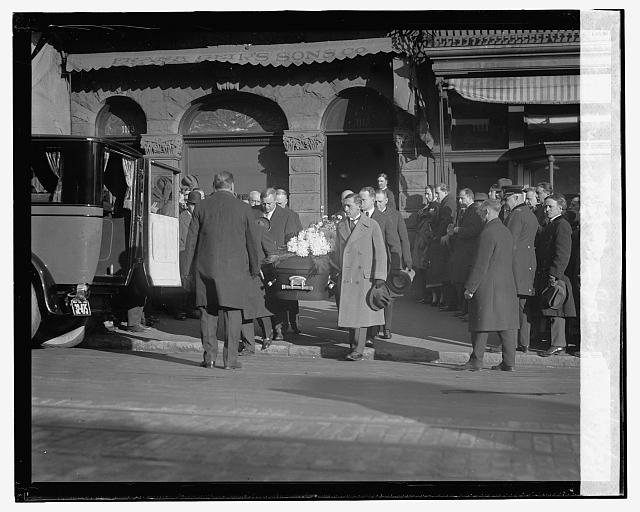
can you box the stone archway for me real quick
[96,96,147,142]
[180,92,289,195]
[321,87,396,216]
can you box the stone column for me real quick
[283,130,325,228]
[140,134,184,168]
[394,127,433,215]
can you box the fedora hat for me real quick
[186,190,202,204]
[541,280,567,310]
[501,185,525,196]
[386,269,415,297]
[474,192,489,202]
[366,283,392,311]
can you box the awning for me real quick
[65,38,394,72]
[447,76,579,104]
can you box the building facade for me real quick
[32,27,582,228]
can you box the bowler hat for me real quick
[497,177,512,188]
[386,269,415,297]
[501,185,525,196]
[541,280,567,310]
[366,283,392,311]
[187,190,202,204]
[474,192,489,202]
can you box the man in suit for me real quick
[376,173,397,210]
[503,185,539,354]
[359,186,402,342]
[374,188,412,339]
[447,188,484,320]
[535,182,553,227]
[332,193,387,361]
[434,182,458,311]
[525,187,539,211]
[463,199,519,371]
[182,171,260,370]
[261,187,301,339]
[535,193,577,356]
[248,190,261,207]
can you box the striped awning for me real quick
[65,37,394,72]
[447,76,579,104]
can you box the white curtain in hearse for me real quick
[145,160,182,287]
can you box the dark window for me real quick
[449,94,508,150]
[524,105,579,145]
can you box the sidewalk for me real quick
[83,295,580,368]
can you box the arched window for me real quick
[323,87,395,133]
[96,96,147,137]
[183,94,288,135]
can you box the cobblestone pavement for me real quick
[31,347,579,483]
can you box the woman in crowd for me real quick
[419,186,444,306]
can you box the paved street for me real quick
[31,346,579,483]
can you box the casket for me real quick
[268,254,333,301]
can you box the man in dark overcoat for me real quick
[332,193,387,361]
[434,183,458,311]
[463,199,519,371]
[360,186,401,342]
[182,171,260,370]
[376,173,397,210]
[535,193,577,356]
[375,188,412,339]
[261,187,301,339]
[448,188,484,317]
[503,185,539,354]
[238,210,279,355]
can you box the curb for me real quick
[82,331,578,367]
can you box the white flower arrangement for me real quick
[286,216,337,257]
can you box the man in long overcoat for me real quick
[503,186,539,353]
[182,171,260,370]
[463,199,519,371]
[332,193,387,361]
[360,186,401,341]
[448,188,483,316]
[434,183,458,311]
[535,193,577,356]
[261,187,301,339]
[374,188,412,339]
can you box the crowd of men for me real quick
[411,179,580,370]
[172,169,579,371]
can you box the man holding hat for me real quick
[463,199,519,371]
[535,193,577,356]
[332,193,387,361]
[503,185,539,354]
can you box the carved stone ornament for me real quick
[140,135,184,159]
[283,131,325,153]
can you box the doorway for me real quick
[326,133,396,216]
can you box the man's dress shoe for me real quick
[516,346,529,354]
[491,362,515,371]
[223,362,243,370]
[460,358,483,371]
[345,352,364,361]
[200,361,215,369]
[290,322,301,334]
[540,346,565,357]
[380,329,392,339]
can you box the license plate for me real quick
[70,297,91,316]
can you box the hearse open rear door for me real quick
[143,159,182,287]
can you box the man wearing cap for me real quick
[447,188,484,320]
[535,193,577,356]
[374,188,412,339]
[503,185,539,354]
[463,199,519,371]
[332,193,387,361]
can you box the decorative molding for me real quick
[140,134,184,159]
[283,131,326,154]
